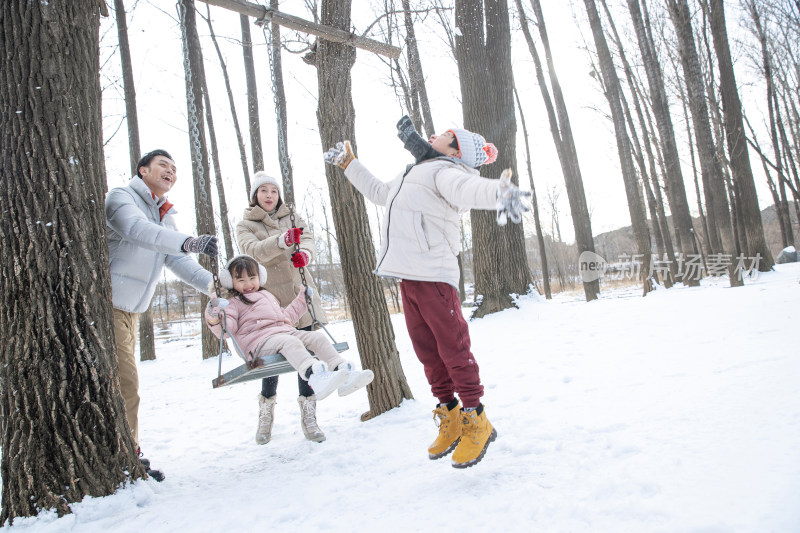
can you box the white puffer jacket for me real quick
[344,157,500,288]
[105,177,213,313]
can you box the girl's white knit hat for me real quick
[249,172,282,203]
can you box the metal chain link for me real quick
[260,14,292,197]
[177,0,208,209]
[178,0,222,291]
[288,203,316,325]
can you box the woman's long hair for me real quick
[226,256,263,305]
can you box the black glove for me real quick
[396,115,443,163]
[182,234,218,257]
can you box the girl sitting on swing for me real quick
[205,254,373,407]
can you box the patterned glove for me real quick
[281,227,303,248]
[182,234,218,257]
[397,115,442,163]
[205,297,229,322]
[323,140,355,169]
[496,169,531,226]
[291,250,310,268]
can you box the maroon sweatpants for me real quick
[400,279,483,408]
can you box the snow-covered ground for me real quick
[5,264,800,532]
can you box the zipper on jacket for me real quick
[375,164,415,273]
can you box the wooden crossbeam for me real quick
[198,0,401,60]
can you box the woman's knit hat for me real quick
[448,128,498,168]
[249,171,282,203]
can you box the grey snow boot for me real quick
[255,394,277,445]
[298,395,326,443]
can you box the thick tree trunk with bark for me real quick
[241,14,262,183]
[667,0,741,286]
[455,0,532,317]
[0,2,145,523]
[584,0,653,294]
[179,0,217,359]
[628,0,700,285]
[708,0,775,270]
[517,0,599,301]
[314,0,412,419]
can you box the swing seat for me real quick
[212,342,349,389]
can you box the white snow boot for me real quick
[335,361,375,396]
[307,361,348,400]
[255,394,277,445]
[298,395,326,443]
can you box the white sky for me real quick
[99,0,777,248]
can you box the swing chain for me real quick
[288,204,316,318]
[261,12,292,200]
[177,0,209,210]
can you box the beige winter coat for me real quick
[344,157,500,289]
[236,203,327,328]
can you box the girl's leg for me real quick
[294,330,346,370]
[256,334,316,379]
[400,281,456,405]
[401,280,483,408]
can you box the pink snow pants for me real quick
[400,280,483,408]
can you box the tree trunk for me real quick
[708,0,775,270]
[401,0,435,138]
[454,0,532,317]
[599,0,672,287]
[205,8,251,199]
[179,0,217,360]
[241,14,262,183]
[747,0,795,248]
[628,0,700,286]
[269,0,296,206]
[667,0,741,286]
[0,2,145,523]
[514,83,551,298]
[584,0,653,295]
[313,0,412,419]
[201,71,236,259]
[517,0,599,301]
[113,0,161,358]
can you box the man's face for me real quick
[139,155,177,198]
[429,131,461,158]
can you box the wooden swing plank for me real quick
[212,341,350,389]
[197,0,401,60]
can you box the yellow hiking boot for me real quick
[451,406,497,469]
[428,401,462,459]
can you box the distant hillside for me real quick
[592,204,799,261]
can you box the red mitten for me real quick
[282,227,303,247]
[291,250,310,268]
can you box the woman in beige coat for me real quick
[236,172,330,444]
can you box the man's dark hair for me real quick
[136,149,174,177]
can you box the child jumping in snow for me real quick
[205,254,374,406]
[323,116,529,468]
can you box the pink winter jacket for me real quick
[205,289,307,360]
